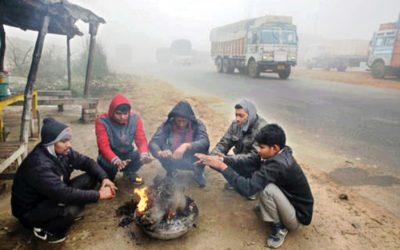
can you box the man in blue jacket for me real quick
[196,124,314,248]
[11,118,117,243]
[149,101,210,187]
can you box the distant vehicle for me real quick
[303,41,368,72]
[170,39,192,65]
[368,15,400,79]
[210,15,298,79]
[156,47,171,63]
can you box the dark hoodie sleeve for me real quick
[222,160,282,197]
[149,122,167,159]
[190,119,210,153]
[69,149,108,181]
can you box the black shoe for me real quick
[33,227,66,244]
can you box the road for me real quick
[131,63,400,182]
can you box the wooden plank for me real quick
[38,90,72,97]
[0,143,26,173]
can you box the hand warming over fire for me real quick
[158,150,173,159]
[101,178,118,195]
[194,153,228,171]
[172,143,191,159]
[99,186,115,200]
[114,159,131,171]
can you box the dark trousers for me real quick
[159,157,204,176]
[97,150,142,181]
[19,174,97,235]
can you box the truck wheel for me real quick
[215,58,223,73]
[223,58,235,74]
[248,60,260,78]
[371,61,385,79]
[278,66,291,79]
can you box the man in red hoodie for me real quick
[95,94,152,184]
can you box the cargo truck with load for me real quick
[368,15,400,79]
[303,40,368,72]
[210,15,298,79]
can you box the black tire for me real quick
[278,66,291,79]
[248,60,260,78]
[371,61,385,79]
[223,58,234,74]
[215,57,223,73]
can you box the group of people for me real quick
[11,94,314,248]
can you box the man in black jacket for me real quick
[11,118,117,243]
[195,124,313,248]
[149,101,210,187]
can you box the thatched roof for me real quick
[0,0,105,37]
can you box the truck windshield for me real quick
[260,29,280,44]
[260,29,297,44]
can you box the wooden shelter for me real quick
[0,0,105,178]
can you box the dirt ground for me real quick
[0,76,399,250]
[293,67,400,90]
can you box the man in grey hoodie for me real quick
[211,99,267,197]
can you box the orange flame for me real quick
[134,187,148,212]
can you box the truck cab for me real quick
[368,20,400,79]
[246,24,298,78]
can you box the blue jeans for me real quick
[97,150,142,181]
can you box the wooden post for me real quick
[67,36,72,90]
[83,22,99,98]
[20,16,49,146]
[0,24,5,72]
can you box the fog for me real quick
[4,0,400,71]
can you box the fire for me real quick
[134,187,149,212]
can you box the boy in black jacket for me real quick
[11,118,117,243]
[195,124,313,248]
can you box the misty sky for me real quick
[4,0,400,66]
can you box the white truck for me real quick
[210,15,298,79]
[368,15,400,79]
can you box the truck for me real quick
[170,39,192,65]
[210,15,298,79]
[303,40,368,72]
[368,15,400,79]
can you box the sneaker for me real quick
[194,172,206,188]
[224,183,234,190]
[127,174,143,185]
[267,223,288,248]
[247,194,257,200]
[33,227,66,244]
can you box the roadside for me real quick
[0,76,399,249]
[293,67,400,90]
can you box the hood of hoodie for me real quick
[236,99,257,132]
[108,94,132,119]
[167,101,197,123]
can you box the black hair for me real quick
[234,104,243,109]
[255,124,286,149]
[115,104,130,113]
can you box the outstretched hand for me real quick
[194,153,228,171]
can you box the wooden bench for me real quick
[0,142,27,182]
[37,90,99,123]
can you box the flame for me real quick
[134,187,149,212]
